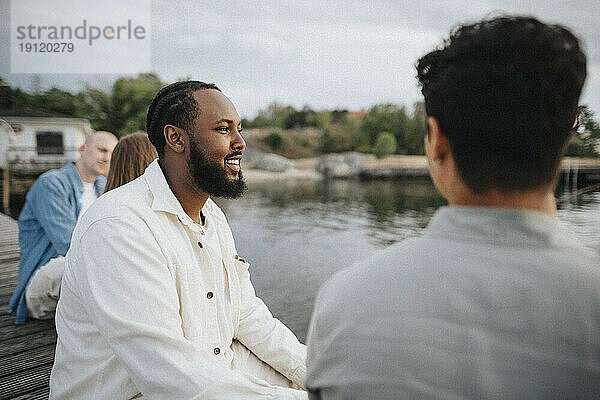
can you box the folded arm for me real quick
[234,258,308,389]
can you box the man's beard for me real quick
[187,135,247,199]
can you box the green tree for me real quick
[571,105,600,157]
[319,127,347,153]
[373,132,397,159]
[284,105,317,129]
[249,102,296,128]
[264,129,285,150]
[565,138,587,157]
[74,87,111,130]
[360,104,410,152]
[360,103,427,155]
[319,113,362,154]
[329,109,348,124]
[30,87,79,116]
[311,111,332,130]
[404,102,427,155]
[0,77,33,110]
[0,74,165,137]
[108,73,165,136]
[346,114,371,153]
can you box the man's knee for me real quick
[25,256,65,320]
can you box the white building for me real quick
[0,108,93,170]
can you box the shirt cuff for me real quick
[289,364,307,389]
[275,387,309,400]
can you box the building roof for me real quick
[0,107,73,118]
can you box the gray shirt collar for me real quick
[424,206,584,251]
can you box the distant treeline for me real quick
[244,102,427,157]
[1,73,598,158]
[0,73,164,137]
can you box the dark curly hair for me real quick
[146,81,221,157]
[416,16,587,193]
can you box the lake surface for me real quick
[216,179,600,342]
[6,177,599,342]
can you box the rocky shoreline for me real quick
[243,149,430,182]
[244,150,600,183]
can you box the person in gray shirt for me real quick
[306,15,600,400]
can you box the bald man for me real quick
[9,131,118,324]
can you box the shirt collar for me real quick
[143,159,208,231]
[66,162,105,196]
[424,205,584,251]
[65,162,84,191]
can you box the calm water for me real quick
[7,178,599,342]
[216,179,600,342]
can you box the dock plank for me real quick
[11,387,51,400]
[0,362,52,400]
[0,213,53,400]
[2,327,57,357]
[0,344,54,378]
[0,318,54,341]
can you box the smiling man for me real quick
[50,81,307,399]
[9,130,117,325]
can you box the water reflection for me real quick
[557,189,600,251]
[359,181,446,246]
[220,179,446,247]
[217,179,448,341]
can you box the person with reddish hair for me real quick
[104,131,158,193]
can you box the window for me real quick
[36,131,64,155]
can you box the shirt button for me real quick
[206,291,213,299]
[234,255,239,260]
[197,242,203,248]
[213,347,220,355]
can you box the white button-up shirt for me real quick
[51,160,307,399]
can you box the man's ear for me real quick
[164,125,186,153]
[426,117,450,164]
[78,143,85,155]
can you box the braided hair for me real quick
[146,81,221,157]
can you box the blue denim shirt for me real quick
[8,162,106,324]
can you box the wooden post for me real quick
[563,159,570,191]
[573,161,579,191]
[2,165,9,214]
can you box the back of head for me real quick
[417,15,587,193]
[145,81,221,158]
[104,132,158,192]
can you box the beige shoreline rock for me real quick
[243,168,323,183]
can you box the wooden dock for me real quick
[359,156,600,179]
[0,212,54,399]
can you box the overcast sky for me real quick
[1,0,599,118]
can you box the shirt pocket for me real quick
[233,255,250,271]
[227,256,252,337]
[169,263,210,342]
